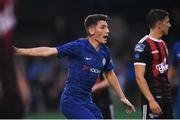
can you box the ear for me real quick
[156,21,162,29]
[88,26,95,35]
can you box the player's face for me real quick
[91,20,110,44]
[159,17,171,35]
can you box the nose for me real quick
[106,28,110,33]
[169,22,171,27]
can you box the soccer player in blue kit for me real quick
[14,14,135,119]
[169,42,180,118]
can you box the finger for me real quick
[126,108,132,114]
[151,109,157,114]
[127,110,132,114]
[153,108,161,115]
[127,106,135,113]
[131,105,136,112]
[128,105,136,112]
[159,107,163,114]
[125,109,129,114]
[157,107,163,115]
[154,109,159,114]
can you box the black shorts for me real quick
[141,102,173,119]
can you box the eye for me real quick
[101,25,108,30]
[100,26,105,29]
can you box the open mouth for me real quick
[103,35,108,39]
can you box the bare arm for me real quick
[14,47,58,57]
[104,70,135,113]
[92,75,110,92]
[134,64,162,114]
[104,70,125,99]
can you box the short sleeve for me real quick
[56,41,80,58]
[103,48,114,71]
[134,43,147,66]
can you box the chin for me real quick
[164,31,168,35]
[103,40,107,44]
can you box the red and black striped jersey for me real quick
[134,35,171,104]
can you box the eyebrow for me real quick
[100,24,108,27]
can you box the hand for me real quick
[13,46,18,54]
[92,86,96,93]
[120,97,136,114]
[149,99,163,115]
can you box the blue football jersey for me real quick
[56,38,114,101]
[172,42,180,118]
[172,42,180,79]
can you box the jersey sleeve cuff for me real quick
[134,62,146,66]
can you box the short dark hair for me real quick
[147,9,169,28]
[84,14,109,34]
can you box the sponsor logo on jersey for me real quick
[135,43,145,52]
[151,50,159,54]
[156,58,168,74]
[149,113,159,118]
[90,68,101,74]
[82,65,101,74]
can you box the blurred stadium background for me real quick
[9,0,180,118]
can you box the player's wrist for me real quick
[148,98,155,103]
[120,96,126,100]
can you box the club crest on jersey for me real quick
[134,53,140,59]
[135,43,145,52]
[102,58,106,66]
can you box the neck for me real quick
[88,36,101,52]
[149,28,162,40]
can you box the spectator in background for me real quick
[92,73,115,119]
[168,42,180,118]
[0,0,24,118]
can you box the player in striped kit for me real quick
[134,9,173,119]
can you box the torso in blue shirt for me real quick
[56,38,113,102]
[172,42,180,82]
[172,42,180,118]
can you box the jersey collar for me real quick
[85,38,102,54]
[146,35,162,42]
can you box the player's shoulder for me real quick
[101,44,111,54]
[137,35,149,44]
[135,35,149,52]
[75,38,86,43]
[72,38,87,47]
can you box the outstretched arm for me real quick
[104,70,136,113]
[134,65,162,115]
[14,47,58,57]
